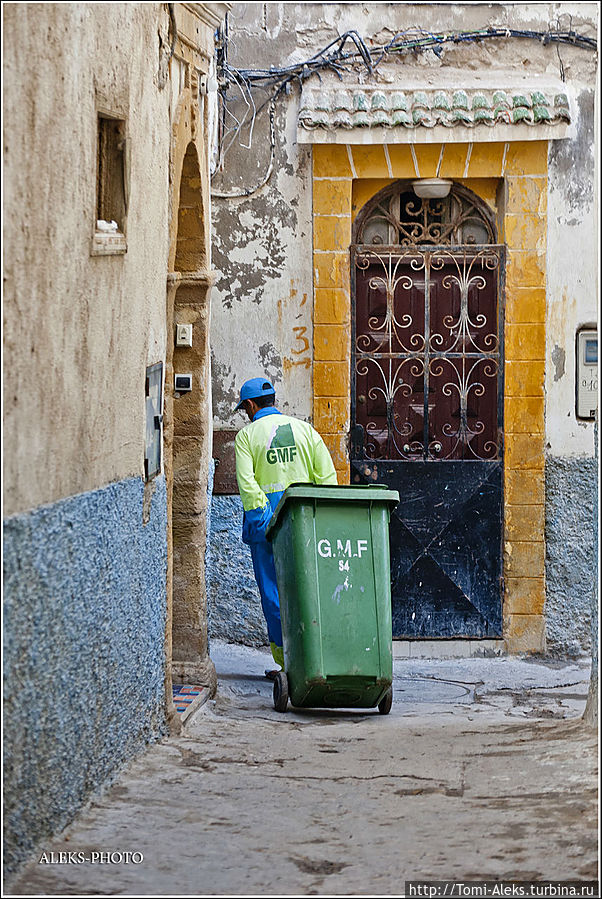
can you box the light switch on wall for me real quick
[176,323,193,347]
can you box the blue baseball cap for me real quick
[234,377,275,411]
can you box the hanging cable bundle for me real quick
[212,16,597,197]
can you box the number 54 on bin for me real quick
[317,537,369,571]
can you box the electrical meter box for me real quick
[576,328,598,420]
[144,362,163,480]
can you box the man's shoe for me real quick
[264,669,281,681]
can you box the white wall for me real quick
[546,90,598,457]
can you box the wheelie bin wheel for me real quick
[378,687,393,715]
[273,671,289,712]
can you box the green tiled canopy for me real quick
[298,87,571,130]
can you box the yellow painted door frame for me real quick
[311,140,548,653]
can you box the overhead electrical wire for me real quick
[211,16,597,198]
[211,95,276,199]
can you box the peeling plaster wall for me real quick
[546,87,597,458]
[209,3,598,652]
[211,99,314,426]
[545,81,598,654]
[211,2,598,435]
[209,6,316,643]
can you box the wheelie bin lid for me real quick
[266,483,400,540]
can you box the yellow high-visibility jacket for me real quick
[234,407,337,543]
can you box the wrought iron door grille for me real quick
[355,184,497,247]
[352,244,504,462]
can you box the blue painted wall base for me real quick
[545,455,597,657]
[206,495,269,646]
[3,476,168,875]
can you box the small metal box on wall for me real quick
[212,430,239,494]
[576,328,598,420]
[145,362,164,479]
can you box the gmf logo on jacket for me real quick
[266,424,297,464]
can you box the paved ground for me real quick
[9,641,598,897]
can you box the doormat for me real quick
[172,684,207,721]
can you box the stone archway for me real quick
[164,129,217,722]
[174,143,208,273]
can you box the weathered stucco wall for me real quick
[2,3,175,874]
[3,3,171,518]
[208,3,598,653]
[544,78,598,653]
[546,88,598,458]
[3,1,231,876]
[211,98,314,426]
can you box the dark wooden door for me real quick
[351,245,504,638]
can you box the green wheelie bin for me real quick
[265,484,400,714]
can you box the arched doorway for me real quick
[165,139,216,698]
[174,143,207,273]
[351,181,505,638]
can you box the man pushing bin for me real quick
[234,377,338,677]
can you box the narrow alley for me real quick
[3,3,599,896]
[10,643,597,896]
